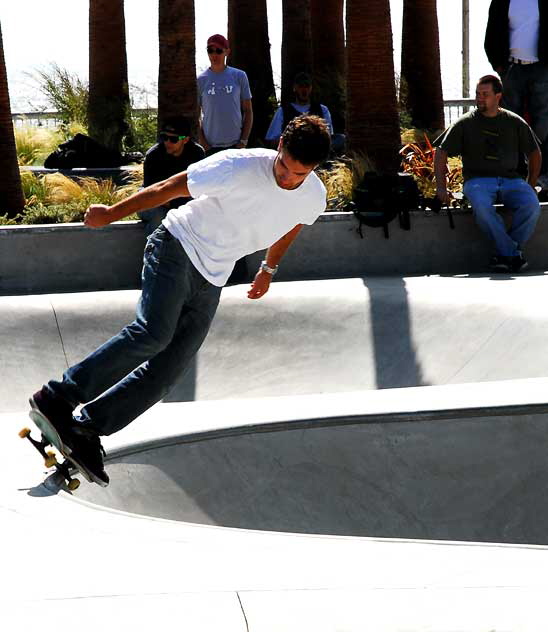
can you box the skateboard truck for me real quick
[19,427,81,491]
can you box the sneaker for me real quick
[69,426,110,487]
[30,387,109,487]
[536,174,548,190]
[30,387,75,438]
[511,254,529,273]
[489,255,511,272]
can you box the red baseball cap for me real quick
[207,34,229,49]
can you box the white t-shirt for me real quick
[163,149,326,287]
[265,103,333,141]
[509,0,540,62]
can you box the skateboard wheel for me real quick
[67,478,80,491]
[45,452,57,468]
[19,427,31,438]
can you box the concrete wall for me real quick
[1,205,548,295]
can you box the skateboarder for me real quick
[30,114,330,486]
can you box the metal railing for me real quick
[443,98,475,125]
[12,101,476,129]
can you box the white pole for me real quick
[462,0,470,98]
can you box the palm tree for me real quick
[401,0,444,130]
[88,0,130,152]
[281,0,313,104]
[310,0,345,132]
[158,0,198,133]
[346,0,401,174]
[228,0,276,144]
[0,22,24,218]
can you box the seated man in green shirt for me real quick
[434,74,541,272]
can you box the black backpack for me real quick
[44,133,126,169]
[350,172,419,238]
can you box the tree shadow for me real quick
[361,276,429,388]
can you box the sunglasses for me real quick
[159,133,187,143]
[207,47,224,55]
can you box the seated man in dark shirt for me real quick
[139,115,205,234]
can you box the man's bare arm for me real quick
[84,172,190,227]
[237,99,253,147]
[247,224,303,299]
[527,148,542,187]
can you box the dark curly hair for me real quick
[281,114,331,166]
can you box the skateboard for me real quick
[19,409,93,490]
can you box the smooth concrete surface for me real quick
[2,203,548,294]
[76,408,548,545]
[5,274,548,413]
[3,382,548,631]
[4,275,548,630]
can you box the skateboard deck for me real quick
[20,409,95,490]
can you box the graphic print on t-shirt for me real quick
[482,128,500,162]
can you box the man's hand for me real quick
[84,204,114,228]
[247,269,272,299]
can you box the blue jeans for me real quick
[502,62,548,174]
[138,205,169,237]
[463,177,540,257]
[49,225,221,435]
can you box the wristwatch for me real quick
[239,138,248,146]
[260,260,278,275]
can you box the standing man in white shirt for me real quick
[29,115,330,487]
[197,34,253,156]
[485,0,548,187]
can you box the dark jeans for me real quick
[49,225,222,435]
[502,62,548,174]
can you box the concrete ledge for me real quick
[2,204,548,295]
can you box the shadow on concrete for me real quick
[362,277,428,389]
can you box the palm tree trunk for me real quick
[281,0,313,104]
[346,0,401,174]
[401,0,444,130]
[88,0,130,152]
[228,0,275,144]
[0,22,24,218]
[158,0,198,134]
[310,0,345,132]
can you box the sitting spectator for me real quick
[197,34,253,156]
[434,75,541,273]
[265,72,344,154]
[139,116,205,235]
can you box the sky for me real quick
[0,0,494,113]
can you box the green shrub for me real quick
[30,64,88,133]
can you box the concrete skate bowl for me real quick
[77,408,548,545]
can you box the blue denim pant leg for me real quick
[48,225,221,433]
[464,178,514,256]
[138,205,169,237]
[499,177,540,250]
[464,177,540,257]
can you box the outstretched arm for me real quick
[247,224,303,300]
[84,171,190,227]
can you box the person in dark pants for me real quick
[138,116,205,235]
[485,0,548,188]
[30,115,331,487]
